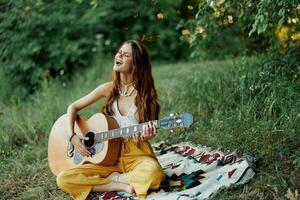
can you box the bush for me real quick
[181,0,300,59]
[0,0,193,101]
[0,0,106,100]
[97,0,191,61]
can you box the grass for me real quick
[0,55,299,200]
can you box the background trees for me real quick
[1,0,299,100]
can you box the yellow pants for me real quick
[56,139,165,200]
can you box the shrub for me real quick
[0,0,105,99]
[181,0,300,59]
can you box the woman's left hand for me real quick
[140,121,157,141]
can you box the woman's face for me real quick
[113,43,133,74]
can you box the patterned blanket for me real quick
[88,142,256,200]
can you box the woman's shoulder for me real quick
[94,81,113,98]
[99,81,113,89]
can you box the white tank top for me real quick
[112,100,139,128]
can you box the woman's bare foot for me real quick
[107,172,129,185]
[107,172,121,182]
[121,183,136,195]
[92,181,136,195]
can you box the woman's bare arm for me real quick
[67,81,112,137]
[67,82,113,156]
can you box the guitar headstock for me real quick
[159,112,193,129]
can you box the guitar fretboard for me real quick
[94,120,159,142]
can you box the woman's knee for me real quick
[56,171,69,191]
[143,158,165,186]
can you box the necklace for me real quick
[118,83,135,97]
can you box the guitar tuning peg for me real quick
[170,129,174,133]
[170,113,174,117]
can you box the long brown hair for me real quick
[102,40,160,122]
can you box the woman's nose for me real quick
[117,53,123,58]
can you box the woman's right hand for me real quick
[71,134,90,157]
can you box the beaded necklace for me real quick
[118,83,135,97]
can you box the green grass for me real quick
[0,56,299,199]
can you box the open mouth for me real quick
[116,60,123,66]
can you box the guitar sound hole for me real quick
[84,131,95,148]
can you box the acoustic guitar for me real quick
[48,112,193,176]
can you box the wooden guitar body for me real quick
[48,113,120,176]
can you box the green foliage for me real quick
[0,0,192,101]
[0,0,106,99]
[182,0,300,59]
[249,0,299,37]
[94,0,191,61]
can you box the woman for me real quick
[56,40,165,200]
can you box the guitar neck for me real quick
[94,120,159,142]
